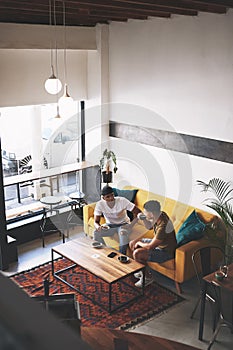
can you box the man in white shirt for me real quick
[94,185,141,255]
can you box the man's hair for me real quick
[101,185,114,196]
[143,200,161,214]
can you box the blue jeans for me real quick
[141,238,173,263]
[94,224,129,255]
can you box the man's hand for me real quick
[129,239,141,251]
[95,224,102,231]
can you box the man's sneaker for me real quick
[134,271,143,279]
[135,275,154,288]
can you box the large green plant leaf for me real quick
[197,178,233,229]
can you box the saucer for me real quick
[118,255,129,263]
[91,241,103,249]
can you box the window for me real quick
[0,102,80,218]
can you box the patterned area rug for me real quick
[10,259,185,330]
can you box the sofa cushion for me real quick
[112,188,138,202]
[176,210,206,247]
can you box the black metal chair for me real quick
[32,278,81,334]
[40,196,66,247]
[190,245,225,331]
[207,284,233,349]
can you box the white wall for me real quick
[0,49,87,107]
[0,23,96,49]
[108,11,233,210]
[0,23,97,107]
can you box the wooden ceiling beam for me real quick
[63,0,198,16]
[0,0,232,27]
[190,0,233,7]
[112,0,227,13]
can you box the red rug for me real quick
[10,258,184,330]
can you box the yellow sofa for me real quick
[83,186,223,293]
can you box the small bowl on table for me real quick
[118,255,129,263]
[91,241,103,249]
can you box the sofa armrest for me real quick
[174,238,216,283]
[83,203,96,234]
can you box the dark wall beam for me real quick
[110,121,233,164]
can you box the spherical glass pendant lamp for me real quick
[44,66,62,95]
[59,84,73,106]
[59,84,74,117]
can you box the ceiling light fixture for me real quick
[59,0,74,116]
[44,0,62,95]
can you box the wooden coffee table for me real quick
[51,236,145,313]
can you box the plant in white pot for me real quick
[99,149,118,184]
[197,178,233,264]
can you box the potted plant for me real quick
[197,177,233,264]
[99,149,118,183]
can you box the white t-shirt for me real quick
[94,197,135,225]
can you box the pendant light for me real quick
[44,0,62,95]
[59,1,74,116]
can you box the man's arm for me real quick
[136,220,166,249]
[135,237,162,250]
[139,216,154,230]
[129,206,141,228]
[94,214,102,231]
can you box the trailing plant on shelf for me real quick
[197,177,233,264]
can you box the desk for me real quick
[81,327,201,350]
[199,263,233,340]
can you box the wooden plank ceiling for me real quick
[0,1,233,27]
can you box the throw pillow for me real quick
[176,210,206,246]
[112,188,138,203]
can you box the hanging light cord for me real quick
[48,0,54,75]
[53,0,59,79]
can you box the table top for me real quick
[40,196,63,206]
[52,237,145,284]
[81,327,201,350]
[203,262,233,292]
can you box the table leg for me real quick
[142,267,146,296]
[51,249,54,275]
[199,280,207,340]
[109,283,112,313]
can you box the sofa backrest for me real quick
[123,185,215,233]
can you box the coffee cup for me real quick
[215,271,225,281]
[138,213,146,220]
